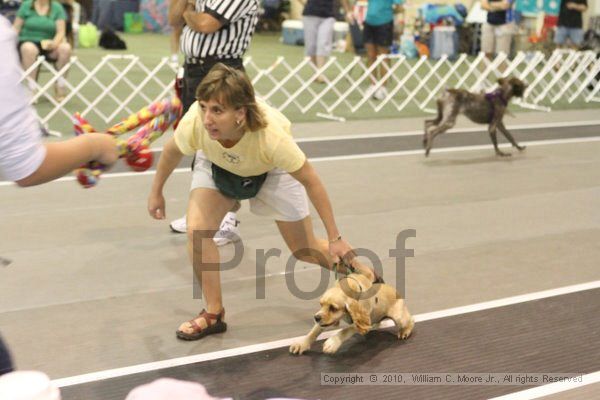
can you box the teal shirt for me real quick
[17,0,66,43]
[365,0,404,26]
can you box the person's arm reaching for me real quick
[16,133,118,187]
[147,137,185,220]
[290,160,349,260]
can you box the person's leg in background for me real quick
[47,42,72,100]
[554,26,568,49]
[363,22,381,98]
[495,22,515,72]
[481,22,496,59]
[314,16,335,83]
[373,21,394,100]
[18,41,42,95]
[303,15,322,82]
[496,23,514,56]
[568,28,584,49]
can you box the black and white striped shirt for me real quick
[180,0,259,60]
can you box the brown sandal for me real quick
[176,308,227,341]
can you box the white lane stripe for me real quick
[294,119,600,143]
[2,136,600,188]
[51,280,600,388]
[488,371,600,400]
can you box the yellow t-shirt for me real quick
[174,99,306,177]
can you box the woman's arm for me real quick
[147,137,184,219]
[566,2,587,12]
[182,4,223,33]
[51,19,66,49]
[481,0,511,11]
[12,17,24,35]
[340,0,354,23]
[16,133,118,187]
[168,0,188,29]
[290,160,354,261]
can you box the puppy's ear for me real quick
[345,300,371,335]
[497,77,507,86]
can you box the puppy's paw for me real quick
[398,319,415,340]
[323,336,342,354]
[289,340,311,355]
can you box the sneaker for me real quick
[367,84,378,99]
[169,215,187,233]
[169,212,241,247]
[373,86,388,101]
[213,212,241,246]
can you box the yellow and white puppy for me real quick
[290,272,414,355]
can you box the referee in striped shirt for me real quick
[169,0,260,112]
[167,0,260,236]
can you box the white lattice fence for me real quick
[22,55,177,135]
[23,50,600,132]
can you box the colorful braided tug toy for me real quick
[73,97,182,188]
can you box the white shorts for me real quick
[190,151,310,222]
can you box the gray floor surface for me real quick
[0,110,599,399]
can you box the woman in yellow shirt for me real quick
[148,63,375,340]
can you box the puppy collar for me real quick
[485,89,508,106]
[485,89,508,123]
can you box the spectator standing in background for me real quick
[299,0,353,83]
[481,0,516,58]
[555,0,588,48]
[363,0,404,100]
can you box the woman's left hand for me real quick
[328,237,354,265]
[45,41,58,51]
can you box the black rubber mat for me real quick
[60,289,600,400]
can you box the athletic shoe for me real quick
[170,213,241,247]
[213,212,241,246]
[169,216,187,233]
[373,86,388,101]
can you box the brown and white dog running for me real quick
[289,272,414,355]
[424,77,527,157]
